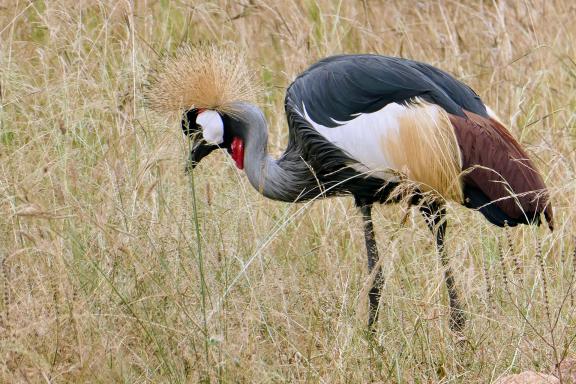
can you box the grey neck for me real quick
[237,103,315,203]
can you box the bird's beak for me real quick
[186,135,219,171]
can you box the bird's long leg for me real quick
[358,203,383,329]
[420,202,466,332]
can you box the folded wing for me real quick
[285,54,553,229]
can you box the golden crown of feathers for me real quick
[145,44,258,115]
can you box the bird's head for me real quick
[145,44,257,171]
[181,107,246,170]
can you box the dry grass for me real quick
[0,0,575,382]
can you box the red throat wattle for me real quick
[231,137,244,169]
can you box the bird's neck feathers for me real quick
[236,103,316,203]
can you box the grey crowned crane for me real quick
[147,46,553,332]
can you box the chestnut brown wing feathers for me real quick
[449,111,553,230]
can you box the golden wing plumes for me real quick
[145,44,258,115]
[385,99,464,202]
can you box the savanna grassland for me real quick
[1,1,576,382]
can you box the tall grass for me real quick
[1,0,575,382]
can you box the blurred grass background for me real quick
[0,0,575,382]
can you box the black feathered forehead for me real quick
[181,108,201,137]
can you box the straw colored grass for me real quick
[1,0,575,382]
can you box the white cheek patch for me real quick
[196,110,224,144]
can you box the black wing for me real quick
[285,54,487,127]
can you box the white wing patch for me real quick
[196,110,224,144]
[302,103,406,180]
[301,101,464,202]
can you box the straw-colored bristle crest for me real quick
[385,99,464,202]
[145,44,258,115]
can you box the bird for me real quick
[146,45,554,332]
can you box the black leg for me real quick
[358,203,383,330]
[420,202,466,332]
